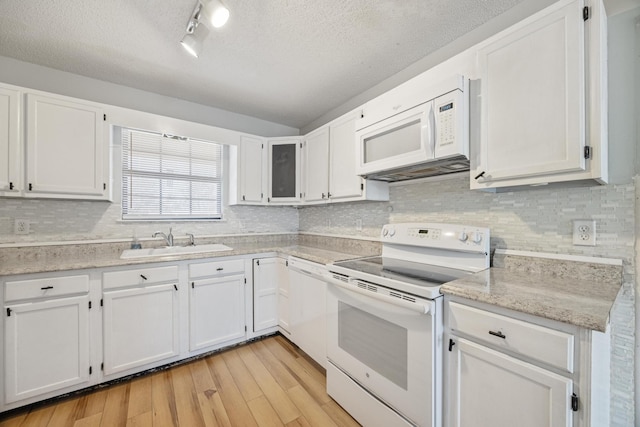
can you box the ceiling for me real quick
[0,0,537,130]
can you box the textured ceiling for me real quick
[0,0,526,129]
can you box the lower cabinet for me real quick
[4,293,91,403]
[188,259,247,351]
[102,266,180,376]
[444,297,610,427]
[252,258,280,332]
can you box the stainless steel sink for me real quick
[120,243,233,259]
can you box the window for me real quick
[122,128,223,220]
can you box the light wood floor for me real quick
[0,335,359,427]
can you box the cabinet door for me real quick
[328,113,364,200]
[0,85,21,195]
[446,337,572,427]
[25,93,107,199]
[277,259,290,333]
[189,274,245,351]
[268,137,301,203]
[474,0,585,185]
[240,136,265,203]
[103,283,180,375]
[289,268,326,367]
[5,295,90,403]
[303,128,330,202]
[253,258,279,332]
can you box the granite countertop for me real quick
[0,239,369,276]
[440,251,623,332]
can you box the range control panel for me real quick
[381,223,490,253]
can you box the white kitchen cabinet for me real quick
[471,0,607,189]
[0,84,21,197]
[302,113,389,204]
[252,257,282,332]
[4,275,91,404]
[288,257,327,368]
[268,137,302,203]
[277,258,291,334]
[238,135,266,204]
[444,298,610,427]
[102,266,180,376]
[303,128,330,202]
[188,259,246,351]
[25,93,109,200]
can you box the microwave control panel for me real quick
[434,88,467,157]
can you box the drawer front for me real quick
[103,266,178,290]
[447,301,574,372]
[5,275,89,302]
[189,259,245,278]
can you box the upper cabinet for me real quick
[471,0,607,189]
[268,137,302,204]
[25,93,108,199]
[0,84,21,197]
[237,135,266,204]
[303,112,389,204]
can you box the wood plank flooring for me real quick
[0,335,360,427]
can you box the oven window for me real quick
[338,301,408,390]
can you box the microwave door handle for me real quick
[422,103,436,158]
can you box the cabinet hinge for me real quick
[583,6,589,21]
[89,301,92,309]
[448,338,456,352]
[89,366,93,375]
[584,146,591,159]
[103,113,107,121]
[6,308,11,317]
[571,393,579,411]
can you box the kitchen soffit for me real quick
[1,0,540,130]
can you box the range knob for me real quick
[458,231,468,242]
[382,228,389,237]
[388,228,396,237]
[472,232,483,244]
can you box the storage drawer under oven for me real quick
[447,301,574,372]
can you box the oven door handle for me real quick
[324,274,431,315]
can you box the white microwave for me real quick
[355,77,469,181]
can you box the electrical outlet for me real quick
[14,219,30,235]
[572,220,596,246]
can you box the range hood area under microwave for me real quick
[355,75,469,182]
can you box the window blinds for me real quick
[122,129,223,220]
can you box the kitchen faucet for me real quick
[152,228,174,246]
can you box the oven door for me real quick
[326,276,442,427]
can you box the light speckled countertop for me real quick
[440,251,623,332]
[0,237,376,276]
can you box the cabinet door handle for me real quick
[140,274,148,280]
[474,171,486,180]
[216,267,224,271]
[489,330,506,339]
[173,284,178,291]
[9,182,13,190]
[40,286,54,290]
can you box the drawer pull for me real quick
[489,330,506,339]
[40,286,54,290]
[216,267,224,271]
[140,275,148,280]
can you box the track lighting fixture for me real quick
[180,0,229,58]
